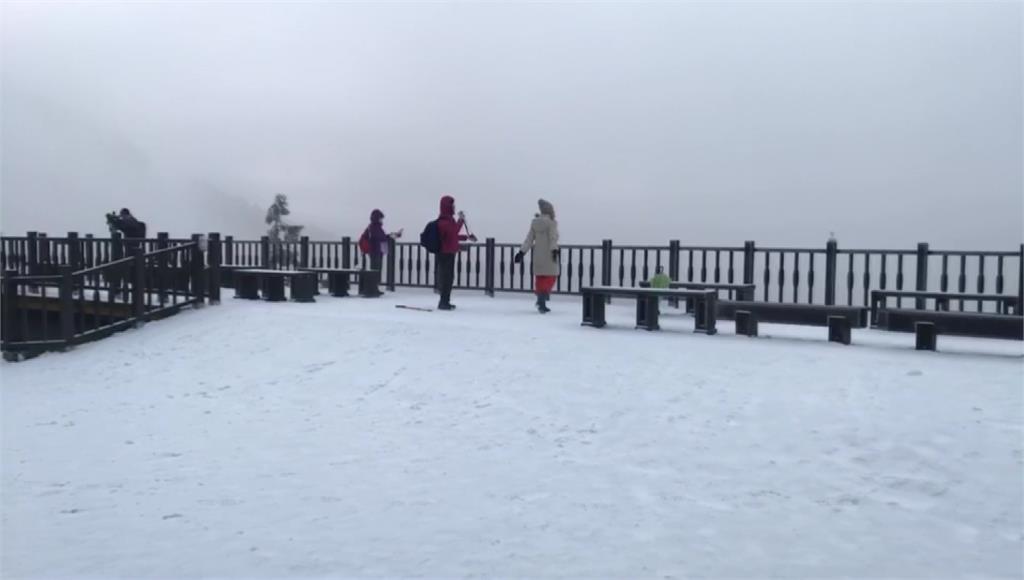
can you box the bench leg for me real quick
[827,315,851,345]
[359,271,381,298]
[735,310,758,337]
[915,321,937,351]
[291,274,316,303]
[236,276,259,300]
[635,296,660,331]
[264,277,287,302]
[328,272,350,297]
[694,295,718,335]
[582,293,606,328]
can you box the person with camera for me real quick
[515,199,560,313]
[436,195,476,311]
[107,208,146,239]
[107,208,147,253]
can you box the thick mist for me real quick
[2,2,1021,249]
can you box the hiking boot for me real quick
[537,294,550,314]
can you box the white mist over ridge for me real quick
[2,2,1021,249]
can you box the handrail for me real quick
[3,274,62,282]
[145,242,198,257]
[73,256,135,276]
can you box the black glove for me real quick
[552,250,559,262]
[514,251,524,264]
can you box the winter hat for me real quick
[538,199,555,219]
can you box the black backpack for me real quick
[420,220,441,254]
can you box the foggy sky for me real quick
[2,1,1021,249]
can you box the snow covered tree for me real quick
[264,194,304,266]
[265,194,292,243]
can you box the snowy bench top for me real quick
[297,267,378,274]
[234,269,316,276]
[581,285,717,297]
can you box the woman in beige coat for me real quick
[515,199,560,313]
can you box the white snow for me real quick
[2,289,1022,578]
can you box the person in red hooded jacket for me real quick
[436,195,476,310]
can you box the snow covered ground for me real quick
[2,289,1022,578]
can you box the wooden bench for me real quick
[875,308,1023,348]
[870,290,1022,350]
[298,268,381,298]
[581,286,718,334]
[870,290,1020,324]
[234,269,317,303]
[716,301,869,345]
[639,280,756,302]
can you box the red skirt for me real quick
[535,275,557,294]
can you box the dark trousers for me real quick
[437,253,455,306]
[369,253,383,293]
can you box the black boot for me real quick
[538,293,550,314]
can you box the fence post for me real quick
[26,232,38,276]
[742,241,756,285]
[2,270,19,350]
[67,232,81,271]
[386,237,397,291]
[207,233,222,304]
[59,265,75,349]
[485,238,496,297]
[668,240,680,281]
[155,233,169,305]
[1018,243,1023,315]
[132,248,146,324]
[341,237,352,269]
[915,242,929,309]
[260,236,270,268]
[190,234,206,305]
[824,238,838,306]
[112,231,126,264]
[38,233,51,274]
[300,236,310,269]
[601,239,613,303]
[224,235,234,265]
[84,234,94,269]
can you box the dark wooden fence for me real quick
[1,238,212,359]
[3,232,1022,313]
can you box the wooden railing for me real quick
[1,241,211,359]
[3,232,1021,311]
